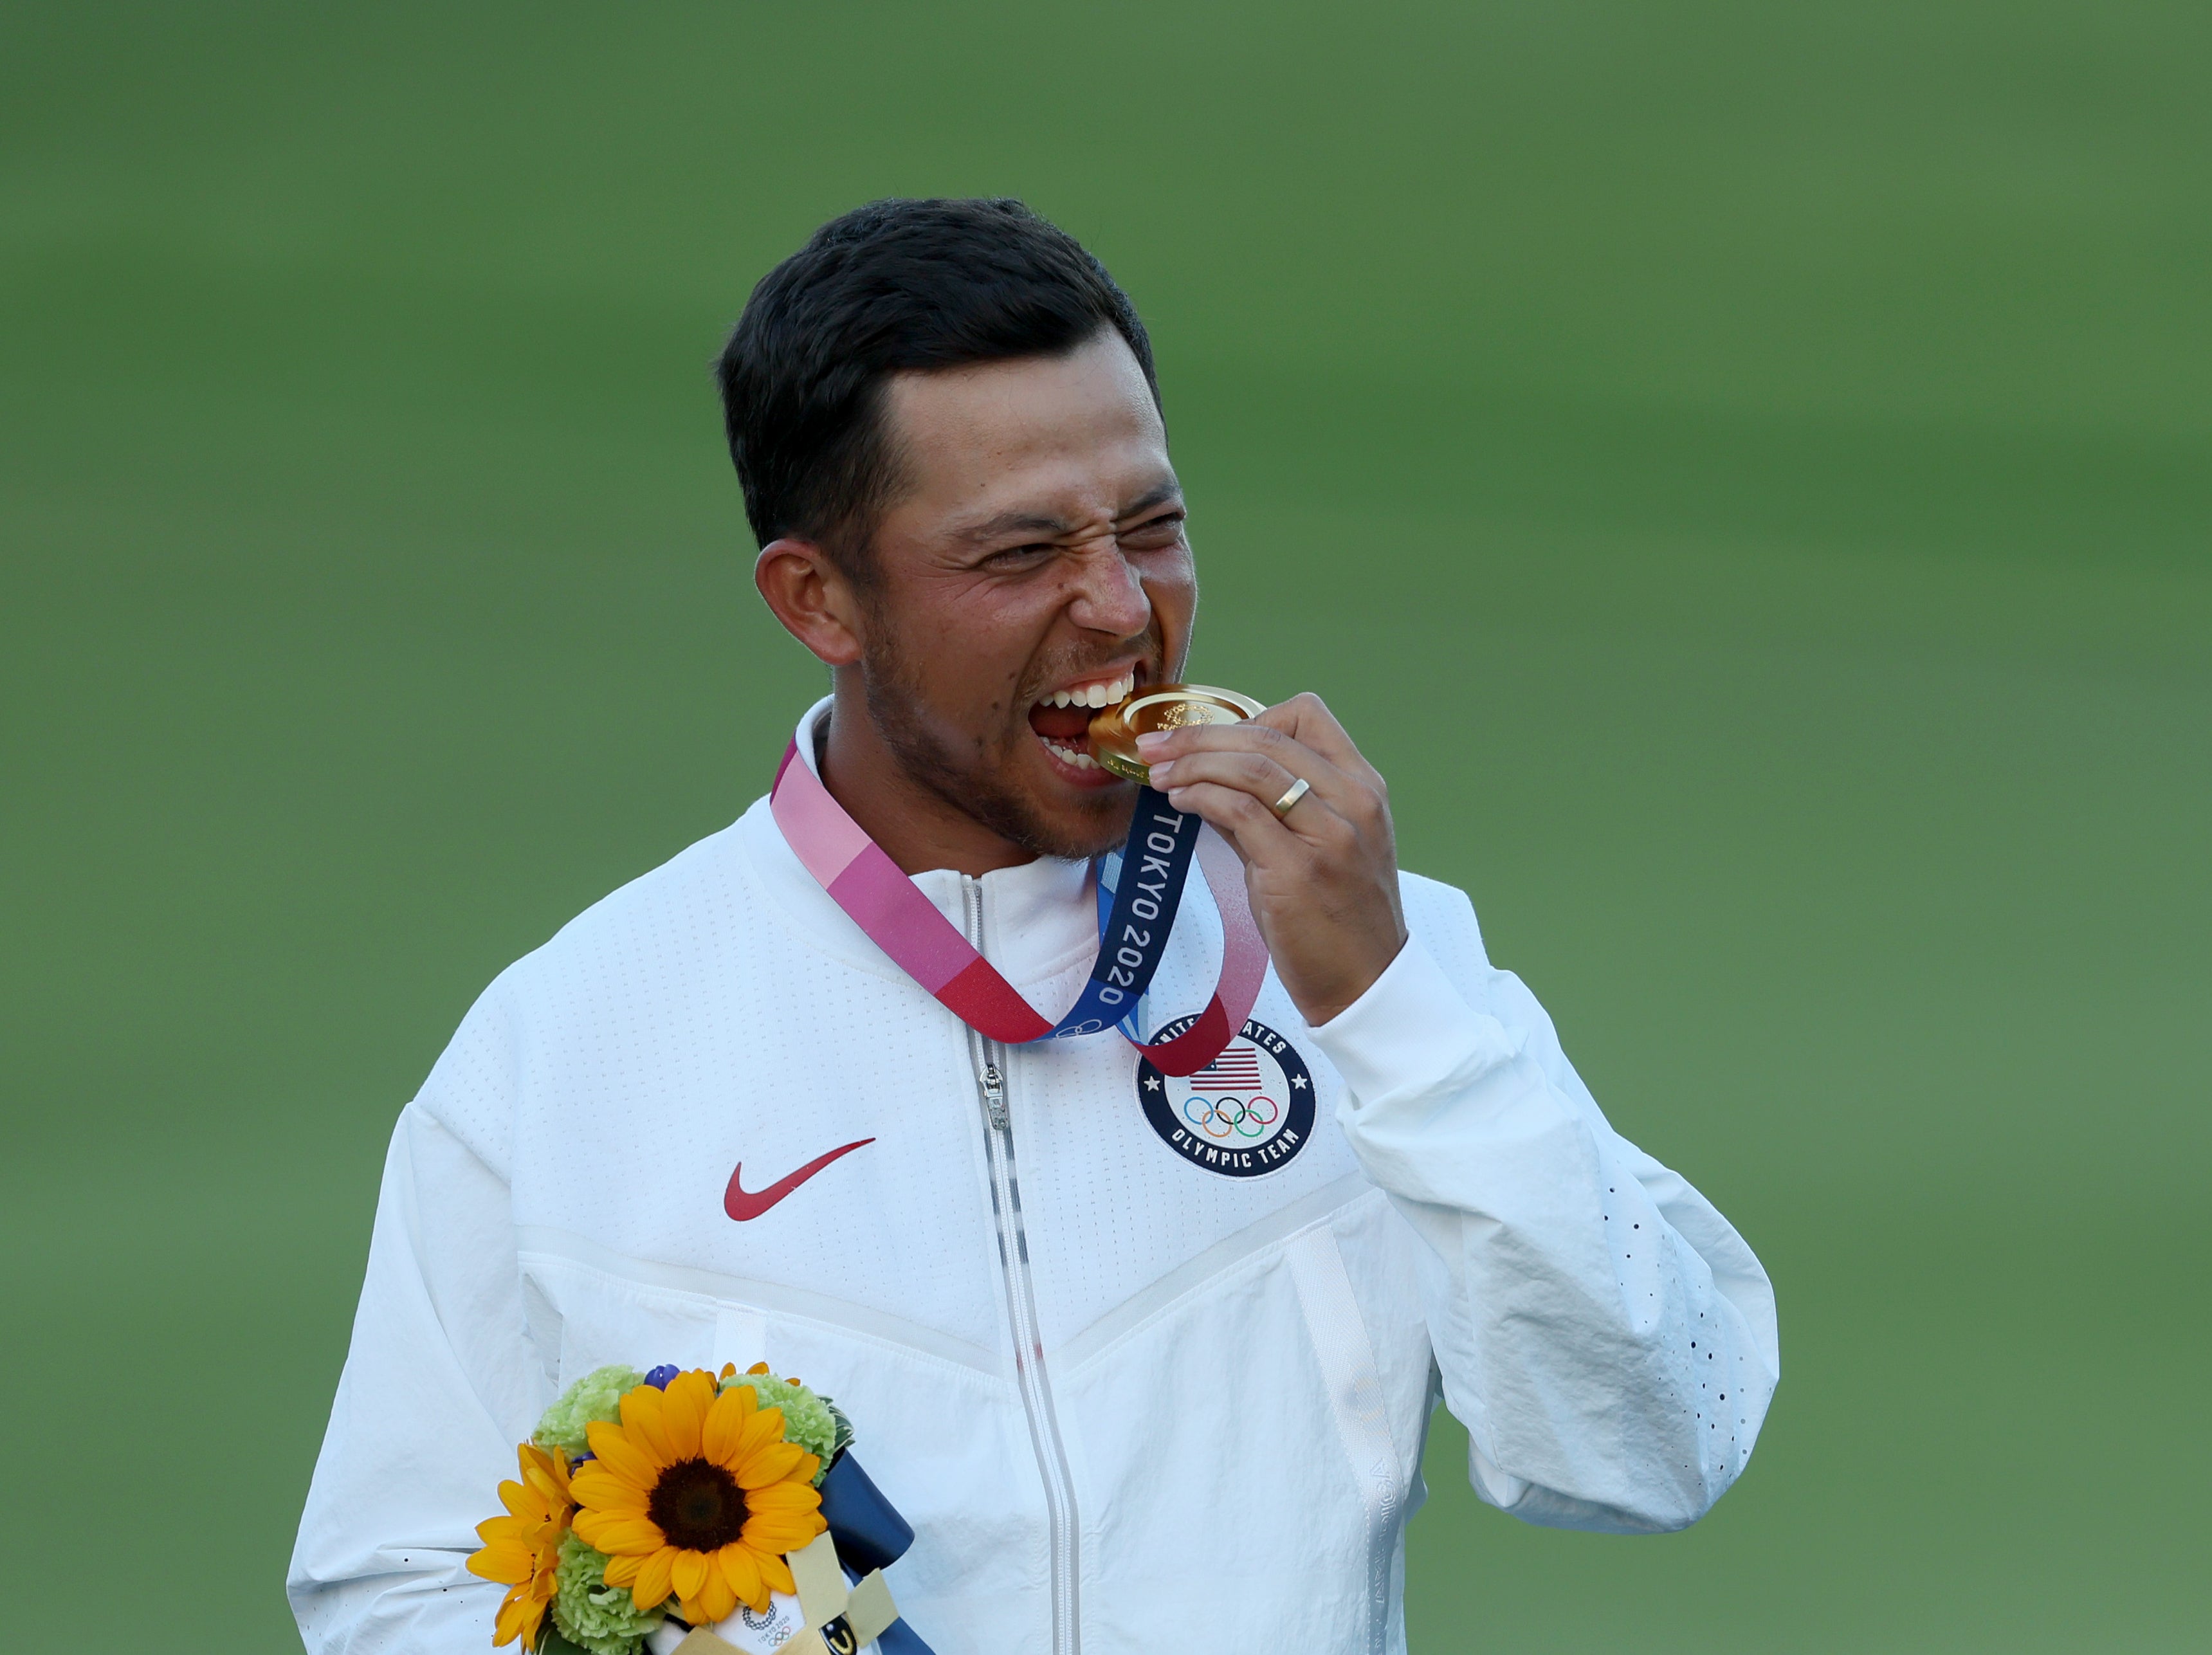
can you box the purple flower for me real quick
[643,1364,680,1390]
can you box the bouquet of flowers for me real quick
[469,1360,926,1655]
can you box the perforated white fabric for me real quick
[289,699,1779,1655]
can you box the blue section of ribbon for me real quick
[1094,849,1148,1041]
[1037,790,1199,1040]
[820,1452,934,1654]
[819,1452,914,1575]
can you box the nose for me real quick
[1065,540,1152,638]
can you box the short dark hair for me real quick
[715,198,1158,577]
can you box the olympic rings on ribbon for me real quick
[1182,1094,1281,1139]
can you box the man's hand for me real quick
[1137,692,1407,1026]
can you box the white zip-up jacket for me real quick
[290,700,1778,1655]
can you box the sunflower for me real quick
[466,1441,574,1649]
[569,1369,827,1624]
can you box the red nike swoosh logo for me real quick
[724,1138,875,1221]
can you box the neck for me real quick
[816,683,1039,877]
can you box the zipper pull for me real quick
[981,1063,1009,1131]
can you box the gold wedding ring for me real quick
[1270,776,1312,819]
[1088,684,1267,787]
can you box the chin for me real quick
[1014,790,1136,862]
[983,746,1137,861]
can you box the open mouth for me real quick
[1026,666,1141,776]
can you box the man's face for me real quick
[848,329,1195,859]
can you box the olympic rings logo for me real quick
[1183,1093,1280,1139]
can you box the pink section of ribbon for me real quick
[828,848,1007,1000]
[772,742,875,886]
[769,739,1267,1075]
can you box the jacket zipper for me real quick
[964,876,1081,1655]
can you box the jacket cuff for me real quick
[1308,933,1515,1108]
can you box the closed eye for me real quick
[1119,509,1187,551]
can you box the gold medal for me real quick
[1088,684,1267,785]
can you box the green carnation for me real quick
[721,1371,848,1479]
[550,1534,662,1655]
[533,1364,644,1458]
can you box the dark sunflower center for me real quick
[648,1458,749,1551]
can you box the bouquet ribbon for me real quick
[771,741,1266,1076]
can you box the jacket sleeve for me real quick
[288,985,553,1651]
[1308,882,1779,1533]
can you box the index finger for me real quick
[1140,717,1360,813]
[1252,692,1383,791]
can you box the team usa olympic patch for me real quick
[1137,1016,1314,1178]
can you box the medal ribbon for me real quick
[771,741,1266,1075]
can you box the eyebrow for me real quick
[955,481,1184,544]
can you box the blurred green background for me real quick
[3,3,2206,1650]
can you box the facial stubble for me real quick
[858,632,1135,863]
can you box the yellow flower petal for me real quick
[467,1541,532,1585]
[717,1543,765,1613]
[670,1549,710,1604]
[735,1440,806,1490]
[661,1370,715,1461]
[583,1423,661,1491]
[571,1464,643,1507]
[741,1483,821,1515]
[603,1551,643,1588]
[700,1385,753,1463]
[741,1498,824,1532]
[723,1405,782,1468]
[690,1568,738,1627]
[520,1445,571,1507]
[619,1384,676,1464]
[744,1405,787,1447]
[572,1471,649,1513]
[491,1579,549,1651]
[743,1513,826,1555]
[574,1512,664,1557]
[758,1551,797,1599]
[632,1544,678,1611]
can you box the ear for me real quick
[754,538,865,667]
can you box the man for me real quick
[291,198,1778,1655]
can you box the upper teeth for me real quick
[1041,673,1135,711]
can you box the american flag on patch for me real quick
[1191,1043,1265,1091]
